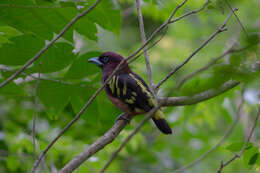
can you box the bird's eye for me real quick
[102,56,109,63]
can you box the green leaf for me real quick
[28,42,76,73]
[246,32,260,45]
[0,78,25,95]
[65,51,101,79]
[87,1,122,35]
[96,91,121,126]
[226,142,244,152]
[0,35,10,45]
[0,2,96,41]
[70,85,99,125]
[249,153,259,165]
[229,52,244,67]
[240,31,260,49]
[243,146,259,166]
[0,26,21,45]
[55,7,98,41]
[0,26,21,38]
[226,142,253,152]
[6,155,20,172]
[0,34,44,65]
[38,80,71,117]
[59,1,75,7]
[0,0,121,41]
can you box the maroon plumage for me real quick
[88,52,172,134]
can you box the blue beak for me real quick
[88,57,103,67]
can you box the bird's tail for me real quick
[152,110,172,134]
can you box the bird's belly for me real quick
[107,94,143,116]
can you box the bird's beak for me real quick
[88,57,103,67]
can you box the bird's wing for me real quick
[105,72,157,113]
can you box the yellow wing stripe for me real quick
[132,92,137,96]
[154,110,165,120]
[116,76,120,96]
[123,80,127,96]
[109,76,115,94]
[129,73,158,107]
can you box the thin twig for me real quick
[32,61,42,162]
[224,0,248,37]
[0,4,66,8]
[176,48,234,89]
[155,8,237,90]
[0,67,77,86]
[26,74,76,86]
[177,41,260,89]
[128,0,209,66]
[173,94,244,173]
[217,107,260,173]
[169,0,209,24]
[136,0,154,89]
[125,0,188,63]
[0,0,102,89]
[0,149,33,159]
[127,27,168,65]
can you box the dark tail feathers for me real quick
[152,117,172,134]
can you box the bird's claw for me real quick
[115,114,131,124]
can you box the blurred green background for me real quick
[0,0,260,172]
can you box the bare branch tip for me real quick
[220,27,228,32]
[234,8,239,11]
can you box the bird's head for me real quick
[88,52,130,75]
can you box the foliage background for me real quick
[0,0,259,172]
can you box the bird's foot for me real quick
[115,113,131,124]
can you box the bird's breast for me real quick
[105,90,132,114]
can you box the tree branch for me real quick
[160,80,239,106]
[136,0,154,89]
[59,80,239,172]
[173,94,244,173]
[59,113,130,173]
[0,0,102,89]
[155,8,237,90]
[217,106,260,173]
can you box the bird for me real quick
[88,52,172,134]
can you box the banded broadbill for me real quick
[88,52,172,134]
